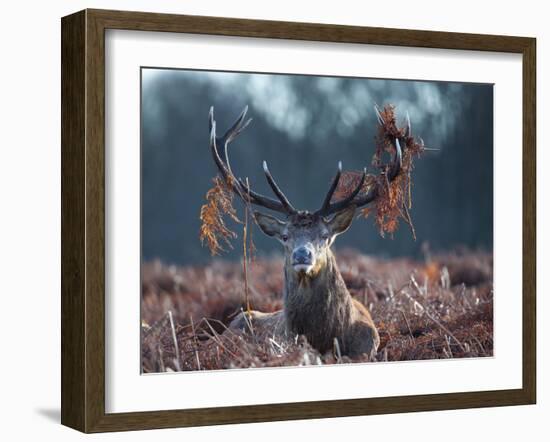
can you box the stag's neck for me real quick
[283,249,353,352]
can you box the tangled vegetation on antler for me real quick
[199,176,240,255]
[372,105,425,238]
[333,105,425,239]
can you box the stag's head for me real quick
[254,208,356,276]
[208,106,406,277]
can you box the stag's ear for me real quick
[253,211,286,238]
[327,205,356,236]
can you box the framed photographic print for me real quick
[61,9,536,433]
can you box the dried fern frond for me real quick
[370,105,425,238]
[199,176,241,255]
[332,105,425,239]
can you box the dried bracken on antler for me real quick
[199,176,240,255]
[371,105,424,238]
[333,105,425,238]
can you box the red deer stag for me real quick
[208,106,411,359]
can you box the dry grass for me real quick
[141,248,493,373]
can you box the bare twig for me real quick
[440,266,451,289]
[424,310,466,353]
[333,337,343,363]
[268,337,285,354]
[157,345,165,372]
[400,310,414,342]
[203,319,240,359]
[444,335,454,358]
[410,274,425,297]
[239,308,255,337]
[168,311,181,371]
[471,334,487,356]
[189,315,201,370]
[387,281,395,300]
[243,178,251,313]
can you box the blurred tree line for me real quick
[141,69,493,265]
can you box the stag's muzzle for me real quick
[292,246,314,273]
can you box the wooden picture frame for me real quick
[61,8,536,433]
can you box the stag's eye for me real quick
[281,234,289,242]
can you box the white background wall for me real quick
[0,0,546,440]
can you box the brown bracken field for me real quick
[141,248,493,373]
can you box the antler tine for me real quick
[374,104,385,125]
[222,105,252,145]
[388,137,403,180]
[262,161,297,213]
[316,161,342,215]
[404,111,412,138]
[209,113,230,184]
[318,161,342,215]
[208,106,295,215]
[234,177,289,211]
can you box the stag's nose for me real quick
[292,246,313,265]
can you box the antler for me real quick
[209,106,297,215]
[315,106,404,217]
